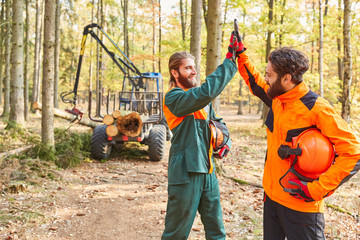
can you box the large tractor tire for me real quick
[91,125,113,160]
[148,124,166,161]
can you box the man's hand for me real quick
[214,145,229,159]
[283,179,315,202]
[226,31,246,60]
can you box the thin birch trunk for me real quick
[24,0,29,120]
[9,0,24,124]
[319,0,324,97]
[54,0,60,108]
[31,0,42,112]
[41,0,55,146]
[2,0,11,116]
[190,0,202,85]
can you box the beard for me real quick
[266,76,286,99]
[177,72,197,89]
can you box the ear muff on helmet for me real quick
[210,124,224,150]
[209,120,229,151]
[279,128,335,188]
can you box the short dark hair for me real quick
[168,51,195,86]
[268,47,309,84]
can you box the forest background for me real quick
[0,0,360,143]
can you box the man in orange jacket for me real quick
[232,35,360,239]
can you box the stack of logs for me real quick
[103,110,142,137]
[33,102,143,138]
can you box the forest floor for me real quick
[1,106,360,240]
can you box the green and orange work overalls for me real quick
[161,58,236,240]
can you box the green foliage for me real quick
[4,120,21,130]
[26,128,92,169]
[32,143,57,162]
[53,128,92,168]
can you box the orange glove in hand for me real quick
[283,179,314,202]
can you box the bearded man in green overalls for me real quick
[161,34,245,240]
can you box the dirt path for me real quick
[44,159,169,240]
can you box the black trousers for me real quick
[263,194,325,240]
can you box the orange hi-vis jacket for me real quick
[237,52,360,213]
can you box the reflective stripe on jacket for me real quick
[237,52,360,213]
[163,58,236,185]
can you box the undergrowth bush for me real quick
[28,128,92,169]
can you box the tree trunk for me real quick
[53,0,60,108]
[96,0,104,117]
[190,0,202,85]
[2,0,11,116]
[180,0,186,41]
[310,1,315,74]
[158,0,161,73]
[318,0,324,97]
[0,0,4,106]
[24,0,30,121]
[31,0,42,113]
[221,0,229,43]
[152,0,156,72]
[205,0,221,113]
[202,0,207,30]
[89,0,95,96]
[9,0,24,125]
[337,0,343,82]
[324,0,329,16]
[261,0,274,124]
[204,0,222,174]
[278,0,286,47]
[265,0,273,65]
[42,0,55,146]
[341,0,351,122]
[122,0,129,57]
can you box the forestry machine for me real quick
[60,23,170,161]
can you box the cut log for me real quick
[112,110,122,119]
[33,102,100,128]
[103,114,115,125]
[117,112,142,137]
[106,125,119,137]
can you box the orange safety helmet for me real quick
[279,128,335,186]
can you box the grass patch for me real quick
[0,208,45,227]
